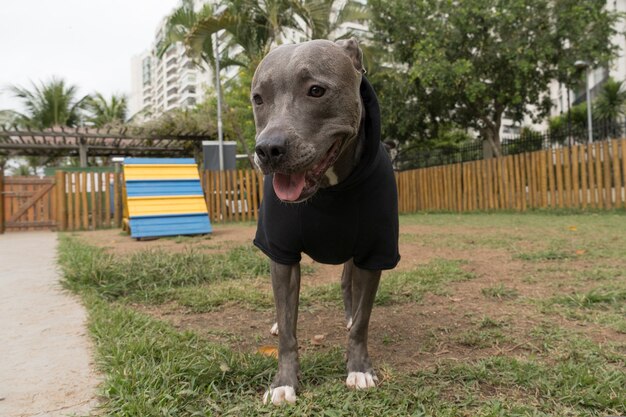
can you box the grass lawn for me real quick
[59,212,626,416]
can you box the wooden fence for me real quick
[51,169,265,231]
[396,138,626,212]
[55,171,124,231]
[200,169,265,224]
[0,168,4,234]
[3,140,625,233]
[1,175,58,231]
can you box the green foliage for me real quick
[593,77,626,123]
[8,77,88,128]
[0,109,20,126]
[158,0,221,65]
[139,103,217,136]
[544,286,626,333]
[369,67,435,146]
[57,213,626,416]
[78,287,626,416]
[375,259,474,305]
[548,102,589,143]
[162,0,322,71]
[481,284,520,300]
[369,0,620,151]
[84,92,128,127]
[220,72,257,166]
[156,0,376,165]
[502,126,544,154]
[58,236,269,302]
[301,0,370,40]
[548,77,626,143]
[514,249,575,261]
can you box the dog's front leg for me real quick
[346,266,381,389]
[264,260,301,405]
[341,259,354,330]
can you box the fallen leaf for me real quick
[568,226,577,231]
[311,334,326,345]
[575,249,586,256]
[257,345,278,358]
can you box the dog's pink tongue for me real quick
[273,172,306,201]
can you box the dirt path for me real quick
[0,232,99,417]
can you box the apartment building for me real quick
[129,0,369,121]
[129,14,214,121]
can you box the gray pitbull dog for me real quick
[251,39,400,405]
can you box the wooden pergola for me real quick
[0,126,212,166]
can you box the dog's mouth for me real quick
[273,140,342,202]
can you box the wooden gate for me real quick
[0,175,57,232]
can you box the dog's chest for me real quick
[299,191,360,263]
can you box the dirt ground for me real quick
[78,221,625,373]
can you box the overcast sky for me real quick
[0,0,180,113]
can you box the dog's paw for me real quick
[346,317,353,331]
[270,322,279,336]
[263,386,296,405]
[346,372,378,390]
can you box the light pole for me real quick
[214,31,224,171]
[574,60,593,143]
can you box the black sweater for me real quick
[253,77,400,270]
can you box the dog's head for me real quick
[251,39,364,202]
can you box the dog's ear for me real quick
[335,38,364,74]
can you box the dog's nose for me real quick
[255,138,287,166]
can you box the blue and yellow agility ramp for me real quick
[122,158,212,239]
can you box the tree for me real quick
[0,109,20,126]
[159,0,310,165]
[158,0,225,66]
[300,0,369,40]
[370,0,620,157]
[549,101,591,144]
[548,78,626,142]
[7,77,88,129]
[85,93,128,127]
[594,78,626,122]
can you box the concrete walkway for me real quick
[0,232,99,417]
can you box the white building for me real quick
[129,15,214,121]
[129,0,369,121]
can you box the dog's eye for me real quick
[252,94,263,105]
[308,86,326,98]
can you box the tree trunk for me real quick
[482,126,502,159]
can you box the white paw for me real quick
[346,372,378,390]
[263,386,296,405]
[346,317,353,330]
[270,322,279,336]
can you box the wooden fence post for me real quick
[55,171,67,231]
[0,167,5,234]
[114,166,122,228]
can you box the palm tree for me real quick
[166,0,309,71]
[13,163,33,176]
[8,77,88,129]
[593,78,626,139]
[594,78,626,121]
[162,0,371,73]
[0,109,20,127]
[300,0,369,40]
[85,93,128,127]
[158,0,224,66]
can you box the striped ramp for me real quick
[123,158,212,238]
